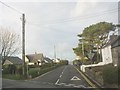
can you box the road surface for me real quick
[2,65,93,88]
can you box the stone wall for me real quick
[112,46,120,66]
[85,67,104,86]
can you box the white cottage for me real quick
[81,34,118,72]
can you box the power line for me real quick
[0,1,23,14]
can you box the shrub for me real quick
[3,65,16,74]
[28,68,40,78]
[102,65,118,84]
[3,65,23,75]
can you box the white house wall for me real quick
[25,57,29,63]
[101,45,112,64]
[3,60,13,65]
[25,56,34,65]
[81,45,113,72]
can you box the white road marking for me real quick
[59,75,62,78]
[64,84,71,86]
[71,76,81,80]
[77,85,86,88]
[56,82,86,88]
[58,83,66,85]
[55,66,67,85]
[68,84,75,86]
[55,79,60,85]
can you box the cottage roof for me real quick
[111,35,120,48]
[26,53,44,62]
[44,57,53,63]
[5,56,22,65]
[102,35,120,48]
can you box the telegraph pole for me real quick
[82,39,84,57]
[54,45,56,60]
[22,13,26,77]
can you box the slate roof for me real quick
[44,57,53,63]
[102,35,120,48]
[26,53,44,62]
[111,35,120,48]
[6,56,22,65]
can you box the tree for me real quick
[73,22,116,64]
[81,22,115,48]
[0,28,20,65]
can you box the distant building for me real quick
[44,57,53,63]
[3,56,22,65]
[53,58,60,63]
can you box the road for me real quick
[2,65,93,88]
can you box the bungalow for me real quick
[44,57,53,63]
[25,53,44,66]
[3,56,22,65]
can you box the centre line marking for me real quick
[55,79,60,85]
[60,75,62,78]
[55,66,67,85]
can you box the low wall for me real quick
[85,67,104,86]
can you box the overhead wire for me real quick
[0,1,23,14]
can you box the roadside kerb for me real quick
[74,66,98,88]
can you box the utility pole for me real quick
[54,45,56,60]
[22,13,26,77]
[82,39,84,57]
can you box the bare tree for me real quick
[0,28,20,65]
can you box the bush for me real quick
[102,65,118,84]
[28,63,65,78]
[28,68,39,78]
[3,65,23,75]
[3,65,16,74]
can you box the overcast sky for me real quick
[0,0,119,61]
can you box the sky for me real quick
[0,0,119,61]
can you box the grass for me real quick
[2,74,24,80]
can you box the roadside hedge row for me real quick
[28,63,66,78]
[2,60,69,79]
[2,64,23,75]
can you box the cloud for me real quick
[57,42,71,53]
[70,1,98,17]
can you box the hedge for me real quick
[2,64,23,75]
